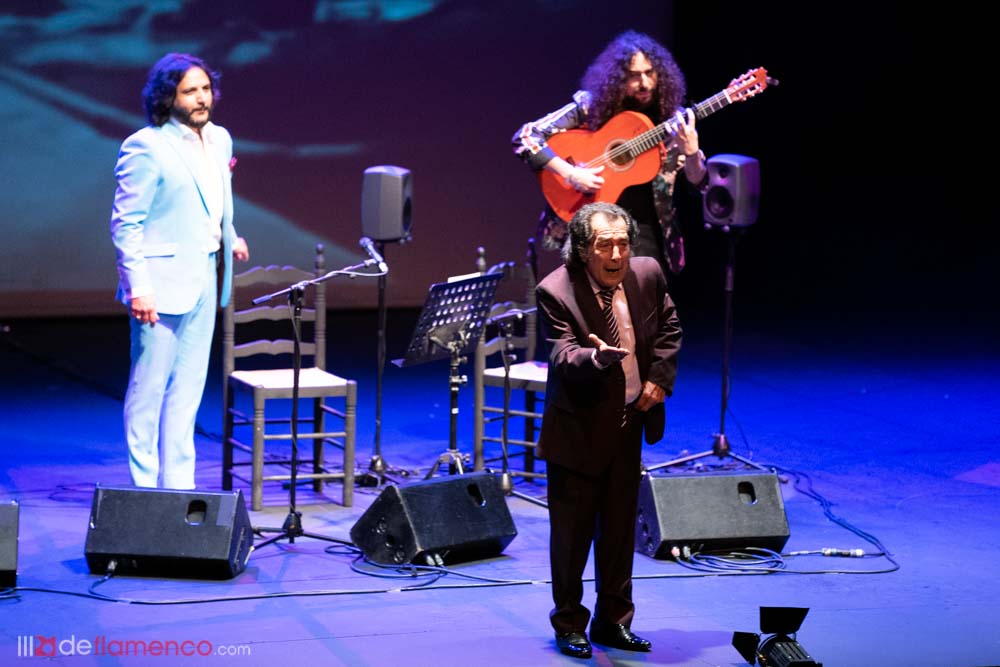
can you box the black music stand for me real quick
[394,272,503,479]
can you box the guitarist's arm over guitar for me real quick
[512,89,605,194]
[512,68,770,225]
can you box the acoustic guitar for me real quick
[539,67,771,222]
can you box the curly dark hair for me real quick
[142,53,221,127]
[581,30,685,129]
[562,202,638,268]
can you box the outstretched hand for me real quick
[588,333,629,365]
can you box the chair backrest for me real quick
[477,238,539,364]
[223,244,327,377]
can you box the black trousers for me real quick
[546,417,644,635]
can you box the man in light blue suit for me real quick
[110,53,249,489]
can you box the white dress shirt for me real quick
[170,117,223,253]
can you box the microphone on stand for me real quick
[359,236,388,272]
[488,306,536,325]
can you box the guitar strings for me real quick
[582,84,753,169]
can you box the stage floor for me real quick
[1,310,998,666]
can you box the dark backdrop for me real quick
[672,5,993,324]
[0,2,989,324]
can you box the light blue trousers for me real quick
[124,254,217,489]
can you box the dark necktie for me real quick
[599,286,630,428]
[598,287,620,348]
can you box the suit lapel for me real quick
[158,123,213,217]
[623,262,650,375]
[568,266,610,345]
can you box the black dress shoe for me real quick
[589,621,652,652]
[555,631,593,659]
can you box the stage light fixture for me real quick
[731,606,823,666]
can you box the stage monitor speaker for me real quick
[84,486,253,579]
[350,472,517,565]
[635,471,789,558]
[703,154,760,228]
[0,500,18,588]
[362,165,412,242]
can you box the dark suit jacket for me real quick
[536,256,682,476]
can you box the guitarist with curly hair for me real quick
[513,30,707,279]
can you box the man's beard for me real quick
[623,92,657,116]
[172,104,211,129]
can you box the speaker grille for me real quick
[635,471,789,558]
[351,472,517,565]
[0,501,18,588]
[361,165,412,241]
[703,154,760,228]
[84,486,253,579]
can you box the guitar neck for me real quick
[584,69,766,171]
[630,89,737,154]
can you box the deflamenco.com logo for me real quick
[16,634,252,658]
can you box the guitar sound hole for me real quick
[607,140,634,169]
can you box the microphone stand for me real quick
[360,239,400,486]
[252,257,386,550]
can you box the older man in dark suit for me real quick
[535,201,682,659]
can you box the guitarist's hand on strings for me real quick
[672,108,707,183]
[550,157,605,194]
[672,108,699,157]
[566,164,605,194]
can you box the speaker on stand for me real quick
[362,165,412,243]
[648,154,765,473]
[359,166,412,487]
[702,153,760,229]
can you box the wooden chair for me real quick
[472,239,547,478]
[221,244,355,511]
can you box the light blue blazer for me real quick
[110,121,236,314]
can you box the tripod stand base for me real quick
[368,454,387,475]
[424,449,469,479]
[358,454,394,486]
[253,510,348,549]
[645,433,768,473]
[498,471,549,508]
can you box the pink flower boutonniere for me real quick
[229,156,238,173]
